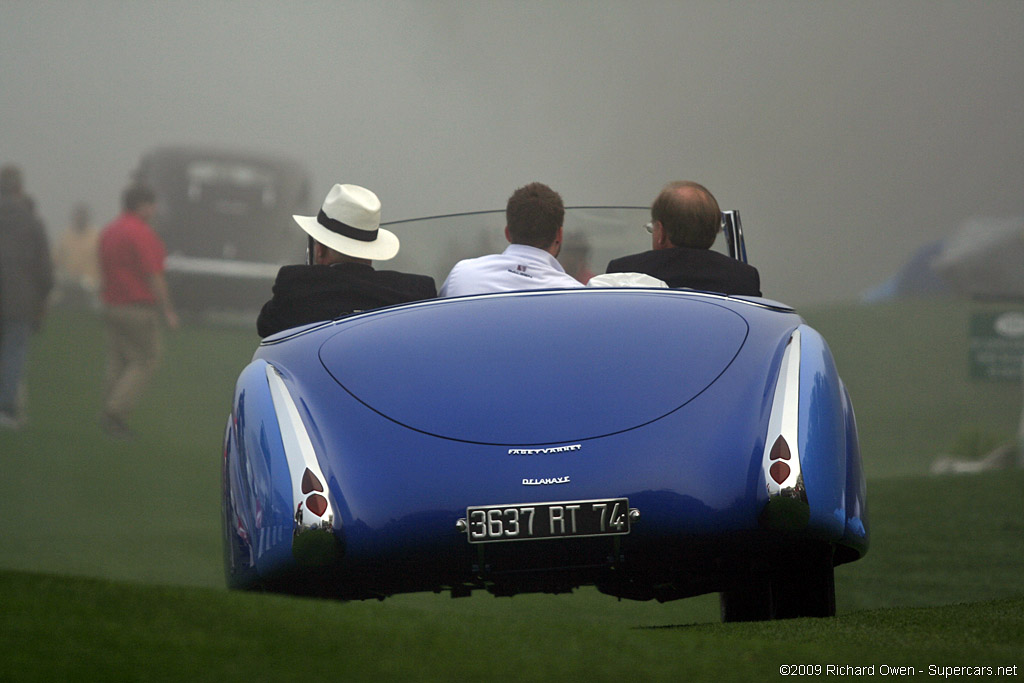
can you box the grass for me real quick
[838,470,1024,612]
[0,308,241,588]
[801,298,1023,478]
[1,299,1023,680]
[1,570,1021,682]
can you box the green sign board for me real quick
[969,309,1024,380]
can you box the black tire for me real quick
[771,549,836,619]
[719,544,836,622]
[720,576,774,622]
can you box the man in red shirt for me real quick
[98,183,178,437]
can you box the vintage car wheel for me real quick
[720,544,836,621]
[720,576,774,622]
[771,549,836,619]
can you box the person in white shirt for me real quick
[439,182,584,297]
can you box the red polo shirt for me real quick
[99,212,167,306]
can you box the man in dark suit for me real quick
[257,184,436,337]
[606,181,761,296]
[0,165,53,428]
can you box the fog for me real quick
[2,1,1022,306]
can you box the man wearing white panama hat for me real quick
[256,184,436,337]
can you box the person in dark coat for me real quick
[0,165,53,427]
[257,184,436,338]
[606,181,761,297]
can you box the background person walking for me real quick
[0,165,53,428]
[98,183,178,437]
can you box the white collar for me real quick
[502,243,566,271]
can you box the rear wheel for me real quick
[720,544,836,622]
[771,551,836,619]
[720,576,774,622]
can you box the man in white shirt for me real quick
[439,183,583,297]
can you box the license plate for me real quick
[465,497,631,544]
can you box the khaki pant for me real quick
[103,305,162,424]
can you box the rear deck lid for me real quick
[318,290,749,444]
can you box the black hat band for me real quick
[317,209,378,242]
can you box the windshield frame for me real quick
[380,206,747,286]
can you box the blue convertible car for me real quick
[222,207,868,621]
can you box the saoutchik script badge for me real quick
[509,444,582,456]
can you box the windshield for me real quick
[383,206,739,285]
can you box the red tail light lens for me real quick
[306,493,329,517]
[769,435,791,461]
[769,461,791,485]
[301,468,324,494]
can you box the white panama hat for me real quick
[293,184,399,261]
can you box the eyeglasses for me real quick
[647,216,727,233]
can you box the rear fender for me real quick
[840,385,869,559]
[797,326,849,539]
[227,359,342,582]
[759,325,861,546]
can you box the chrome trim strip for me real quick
[762,329,807,502]
[265,364,336,535]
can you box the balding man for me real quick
[606,181,761,296]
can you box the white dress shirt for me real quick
[440,244,584,297]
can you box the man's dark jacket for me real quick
[606,247,761,296]
[0,198,53,322]
[257,262,437,337]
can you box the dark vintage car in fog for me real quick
[133,146,311,315]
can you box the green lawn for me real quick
[0,308,242,588]
[1,299,1022,680]
[802,299,1023,479]
[1,570,1020,682]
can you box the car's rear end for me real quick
[224,288,867,616]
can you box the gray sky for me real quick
[3,0,1022,305]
